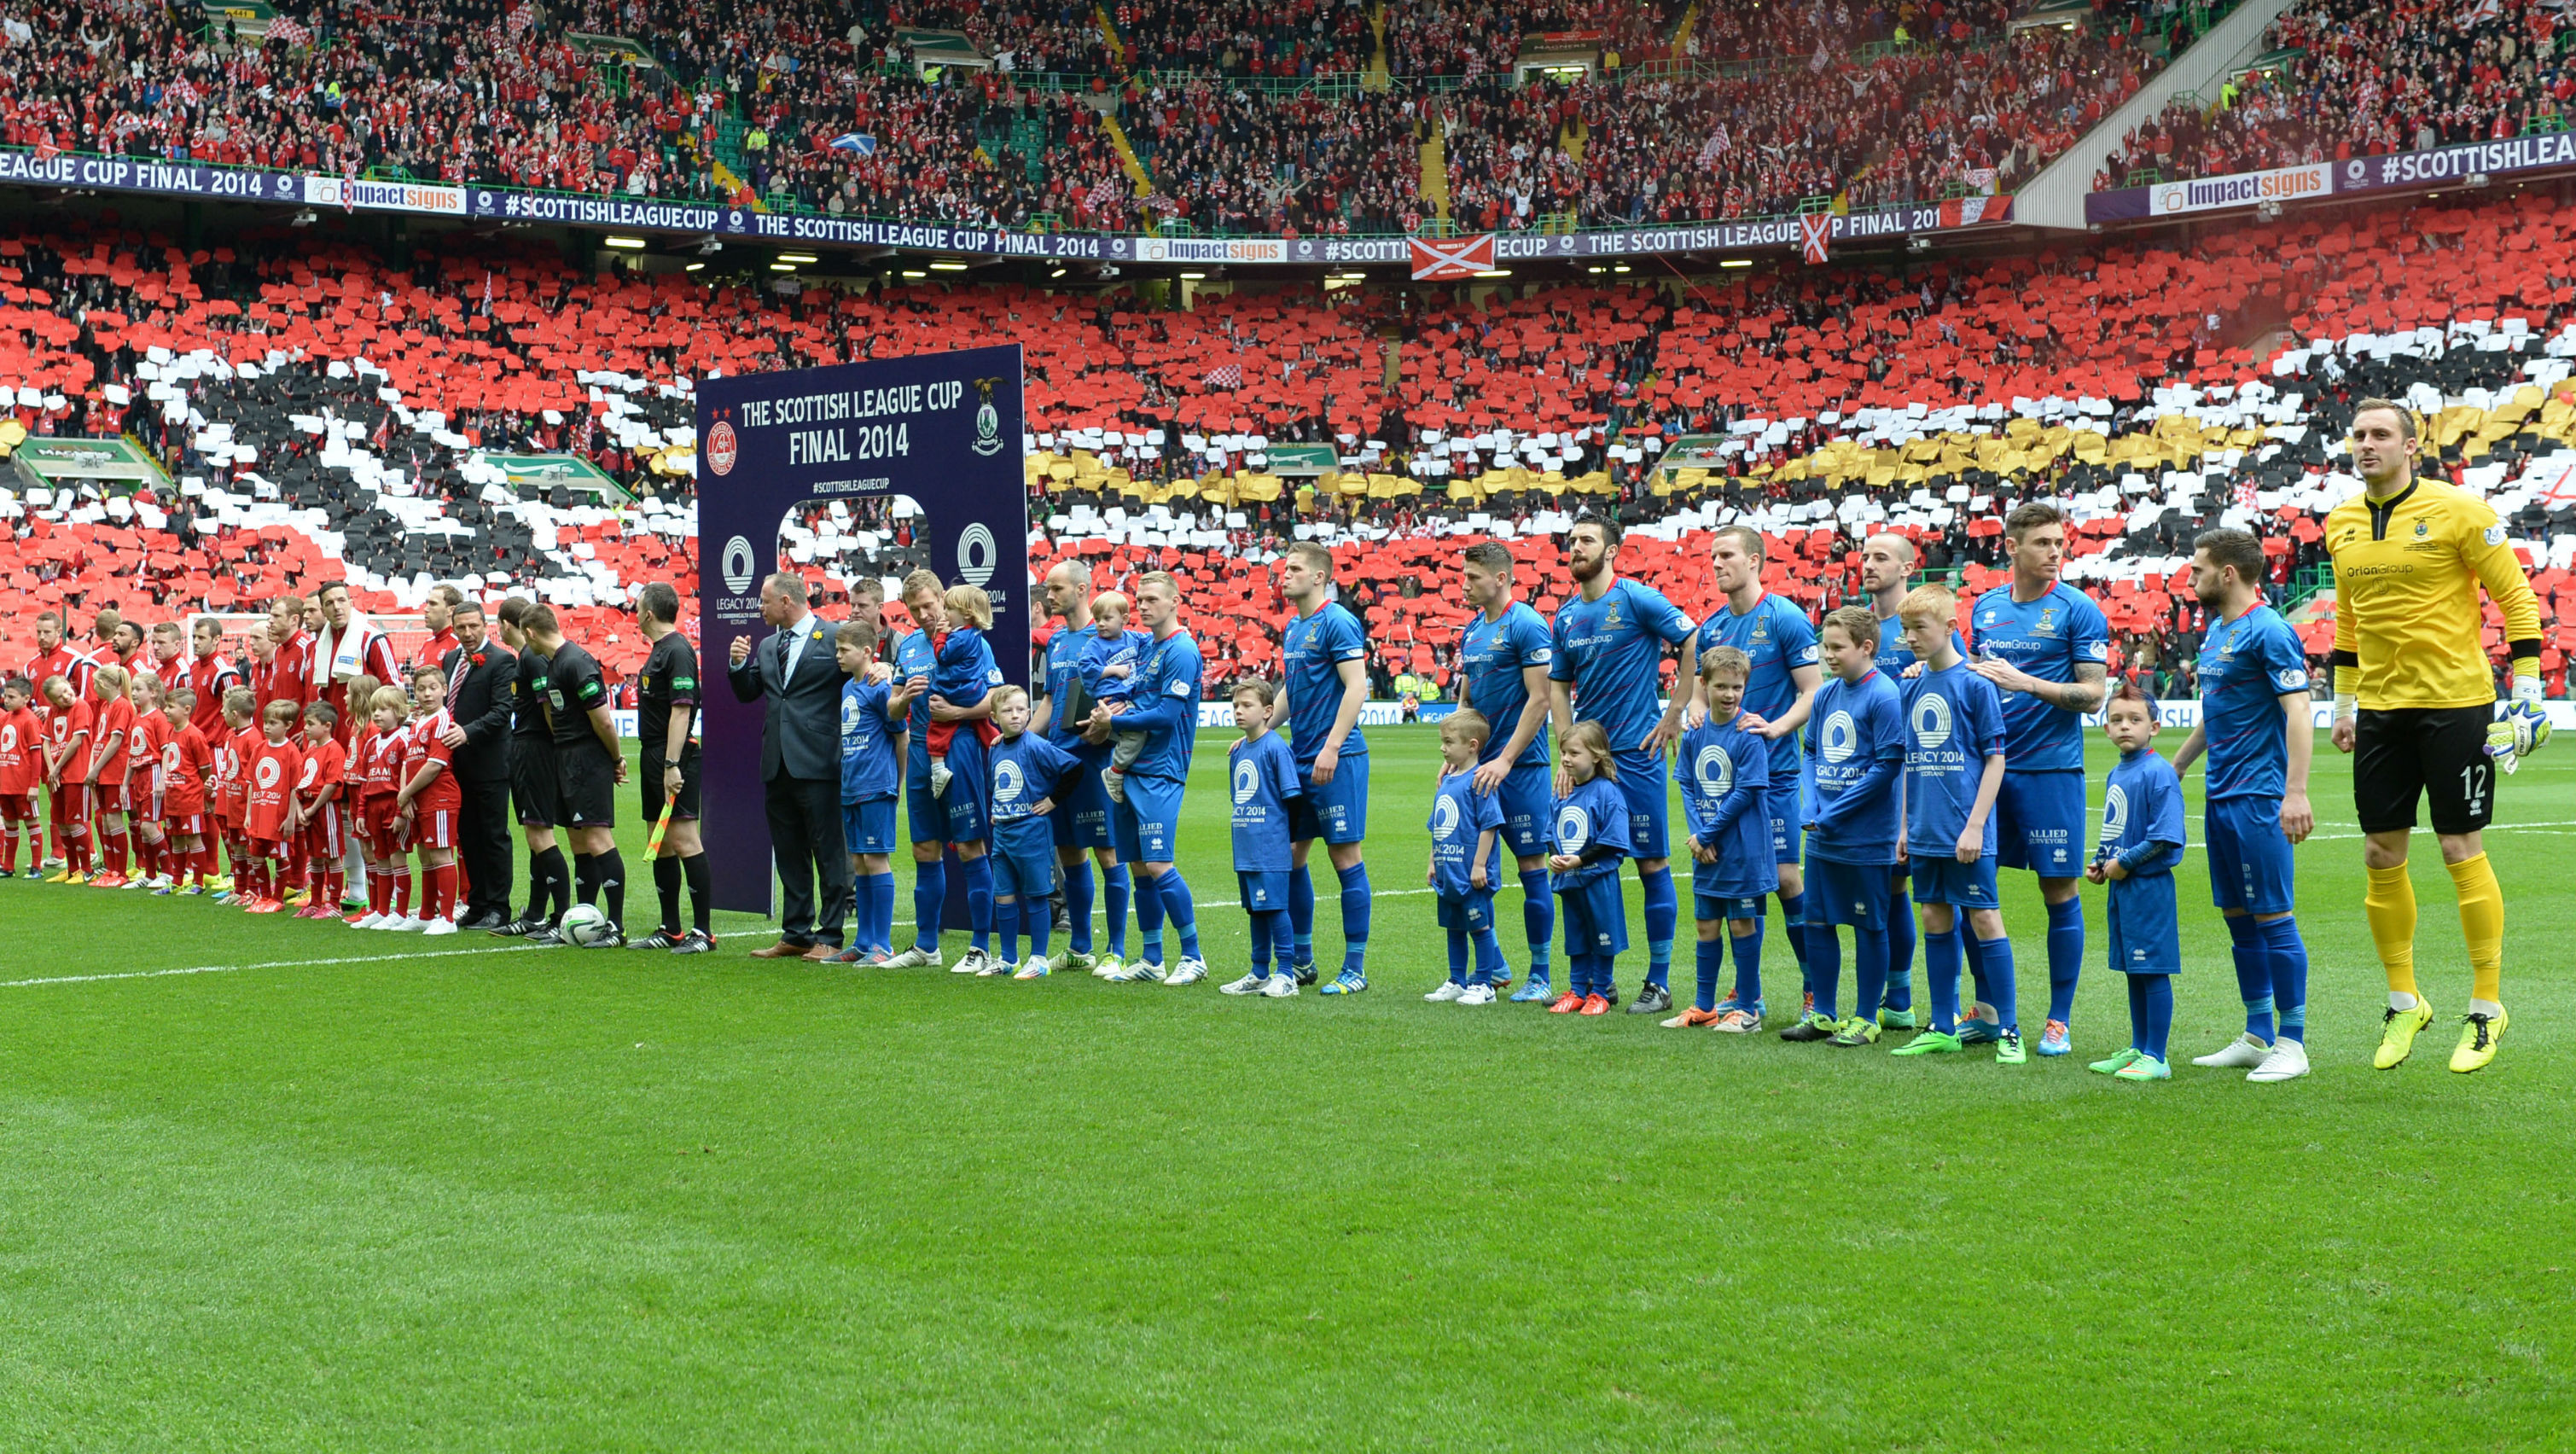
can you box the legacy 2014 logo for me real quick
[721,535,757,595]
[706,416,739,476]
[956,522,997,588]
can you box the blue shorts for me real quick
[1908,853,1999,910]
[904,745,946,846]
[1050,742,1113,850]
[1438,889,1496,933]
[1494,761,1553,859]
[1692,888,1768,922]
[2108,871,2182,974]
[841,797,897,856]
[939,733,989,846]
[1610,748,1670,860]
[1556,871,1630,957]
[1237,869,1289,911]
[1766,768,1804,864]
[1996,770,2085,876]
[2206,795,2295,916]
[1805,855,1894,929]
[1288,754,1369,844]
[992,846,1056,904]
[1112,772,1183,864]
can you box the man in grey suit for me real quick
[726,572,851,961]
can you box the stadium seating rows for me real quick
[6,190,2576,690]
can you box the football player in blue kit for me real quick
[2169,527,2318,1084]
[882,570,997,971]
[1081,572,1209,986]
[1668,647,1775,1030]
[1276,543,1375,994]
[1689,526,1820,1023]
[1963,502,2110,1056]
[1786,606,1908,1046]
[1032,560,1134,977]
[1454,542,1556,1002]
[1858,530,1961,1029]
[1548,515,1698,1014]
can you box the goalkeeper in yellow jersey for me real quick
[2326,398,2546,1074]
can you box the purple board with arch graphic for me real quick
[695,344,1027,915]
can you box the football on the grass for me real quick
[559,904,613,946]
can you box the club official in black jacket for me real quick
[726,571,851,961]
[438,600,518,929]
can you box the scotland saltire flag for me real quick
[829,133,877,156]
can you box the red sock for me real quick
[324,870,344,910]
[392,865,414,917]
[1,825,16,874]
[429,864,457,922]
[369,867,389,915]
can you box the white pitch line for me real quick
[0,943,538,990]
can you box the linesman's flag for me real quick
[1410,233,1497,282]
[1799,212,1832,266]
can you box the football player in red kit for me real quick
[393,667,464,934]
[0,677,38,877]
[41,674,96,881]
[124,672,174,889]
[159,687,215,893]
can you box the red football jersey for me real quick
[365,724,403,799]
[0,707,38,794]
[162,723,212,817]
[224,725,262,818]
[48,697,95,782]
[403,710,462,814]
[296,736,347,809]
[244,736,305,840]
[92,697,136,784]
[128,708,171,794]
[185,653,243,738]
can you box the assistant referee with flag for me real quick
[2326,398,2547,1073]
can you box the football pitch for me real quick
[3,726,2570,1451]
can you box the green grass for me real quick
[3,727,2573,1451]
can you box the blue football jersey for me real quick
[1875,614,1964,676]
[892,625,939,738]
[1428,770,1507,898]
[1697,592,1817,777]
[1677,714,1774,898]
[1121,629,1204,782]
[1965,582,2109,771]
[1281,601,1369,766]
[838,678,901,804]
[2101,748,2187,877]
[1902,662,2005,858]
[2198,604,2310,802]
[1229,730,1302,872]
[1806,669,1906,864]
[1548,775,1634,887]
[1459,601,1554,770]
[1550,577,1697,753]
[1039,625,1102,747]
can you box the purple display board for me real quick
[695,346,1029,916]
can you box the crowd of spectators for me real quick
[2097,0,2575,189]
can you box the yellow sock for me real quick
[2446,852,2504,1005]
[2364,863,2418,997]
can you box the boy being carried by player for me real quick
[1549,720,1634,1016]
[241,699,305,914]
[1086,590,1153,805]
[981,684,1082,978]
[923,584,1003,799]
[288,702,349,920]
[0,677,40,878]
[1887,588,2021,1061]
[1669,648,1776,1031]
[834,620,913,965]
[1425,709,1509,1004]
[2086,683,2187,1081]
[1789,607,1907,1047]
[1221,678,1305,997]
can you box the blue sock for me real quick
[1884,884,1916,1011]
[963,854,995,954]
[997,899,1019,965]
[1153,867,1198,961]
[2225,913,2273,1040]
[1063,858,1096,954]
[1730,917,1764,1006]
[1807,916,1840,1021]
[1640,862,1677,988]
[1336,862,1370,973]
[912,858,946,952]
[1979,934,2018,1030]
[1247,909,1279,973]
[1778,888,1810,993]
[1694,935,1724,1011]
[1289,861,1317,967]
[1027,903,1050,961]
[865,871,894,951]
[1520,865,1553,980]
[1134,866,1165,966]
[2045,896,2084,1024]
[1102,863,1131,958]
[1446,928,1469,985]
[1926,924,1962,1034]
[2261,915,2309,1044]
[2129,974,2173,1060]
[1852,926,1889,1026]
[1470,926,1505,986]
[1962,926,1992,1011]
